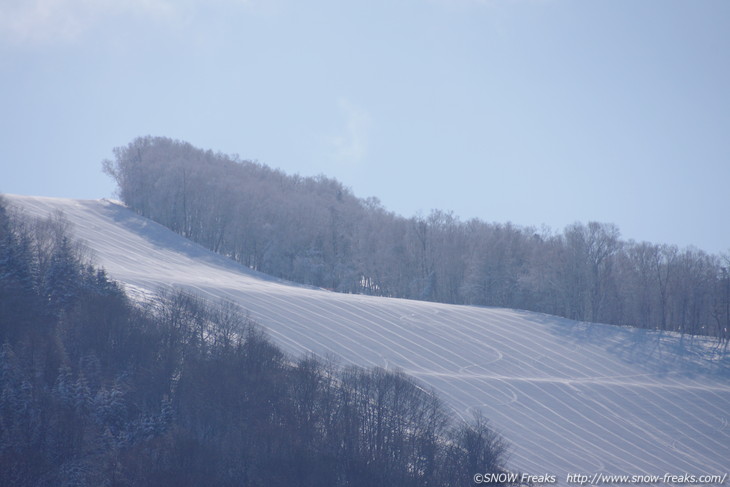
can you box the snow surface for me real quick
[7,195,730,481]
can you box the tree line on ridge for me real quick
[103,136,730,343]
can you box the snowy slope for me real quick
[7,194,730,481]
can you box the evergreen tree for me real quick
[43,236,81,315]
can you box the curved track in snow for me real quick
[8,195,730,480]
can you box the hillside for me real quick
[7,194,729,481]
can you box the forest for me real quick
[104,136,729,342]
[0,195,519,486]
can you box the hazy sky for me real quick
[1,0,728,254]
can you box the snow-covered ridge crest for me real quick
[6,194,729,479]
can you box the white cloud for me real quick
[0,0,172,44]
[328,98,371,167]
[0,0,256,46]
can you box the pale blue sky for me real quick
[1,0,728,254]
